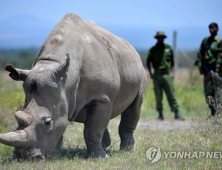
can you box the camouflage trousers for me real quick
[153,71,179,112]
[204,74,222,109]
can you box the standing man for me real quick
[147,31,185,121]
[195,22,222,116]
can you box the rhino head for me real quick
[0,55,70,160]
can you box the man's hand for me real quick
[210,71,222,84]
[217,40,222,48]
[211,71,218,78]
[199,68,204,75]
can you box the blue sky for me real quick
[0,0,222,50]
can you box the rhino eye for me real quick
[44,117,53,126]
[43,117,54,133]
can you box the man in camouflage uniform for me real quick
[147,31,185,120]
[195,22,222,116]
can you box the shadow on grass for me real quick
[55,146,87,159]
[55,146,122,160]
[0,147,123,164]
[0,147,87,165]
[0,148,86,165]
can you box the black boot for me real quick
[174,111,185,120]
[158,111,164,121]
[210,107,216,116]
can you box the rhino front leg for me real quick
[102,129,111,150]
[84,101,111,158]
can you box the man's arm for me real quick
[170,47,175,75]
[217,40,222,52]
[195,38,206,67]
[195,38,206,74]
[147,50,153,79]
[215,40,222,74]
[209,39,222,52]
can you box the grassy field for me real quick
[0,70,222,169]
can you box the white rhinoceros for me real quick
[0,13,147,160]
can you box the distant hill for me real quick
[0,15,55,48]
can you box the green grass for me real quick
[0,89,24,110]
[0,118,222,169]
[141,79,208,118]
[0,70,222,169]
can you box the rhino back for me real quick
[33,14,145,120]
[74,16,145,118]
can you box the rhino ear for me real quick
[56,53,70,78]
[5,65,30,81]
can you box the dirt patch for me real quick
[137,117,201,130]
[110,117,203,131]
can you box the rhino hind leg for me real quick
[119,93,143,151]
[84,101,111,158]
[102,129,111,150]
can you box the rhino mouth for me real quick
[13,147,46,161]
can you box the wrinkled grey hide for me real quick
[1,14,147,160]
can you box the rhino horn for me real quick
[15,111,33,126]
[0,130,27,147]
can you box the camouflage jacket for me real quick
[195,35,222,73]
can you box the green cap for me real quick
[154,31,167,38]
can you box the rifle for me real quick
[201,64,222,85]
[210,70,222,85]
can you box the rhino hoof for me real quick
[120,137,135,151]
[120,143,135,151]
[86,151,107,158]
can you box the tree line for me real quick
[0,48,37,70]
[0,48,197,70]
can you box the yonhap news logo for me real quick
[146,146,222,164]
[146,146,161,164]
